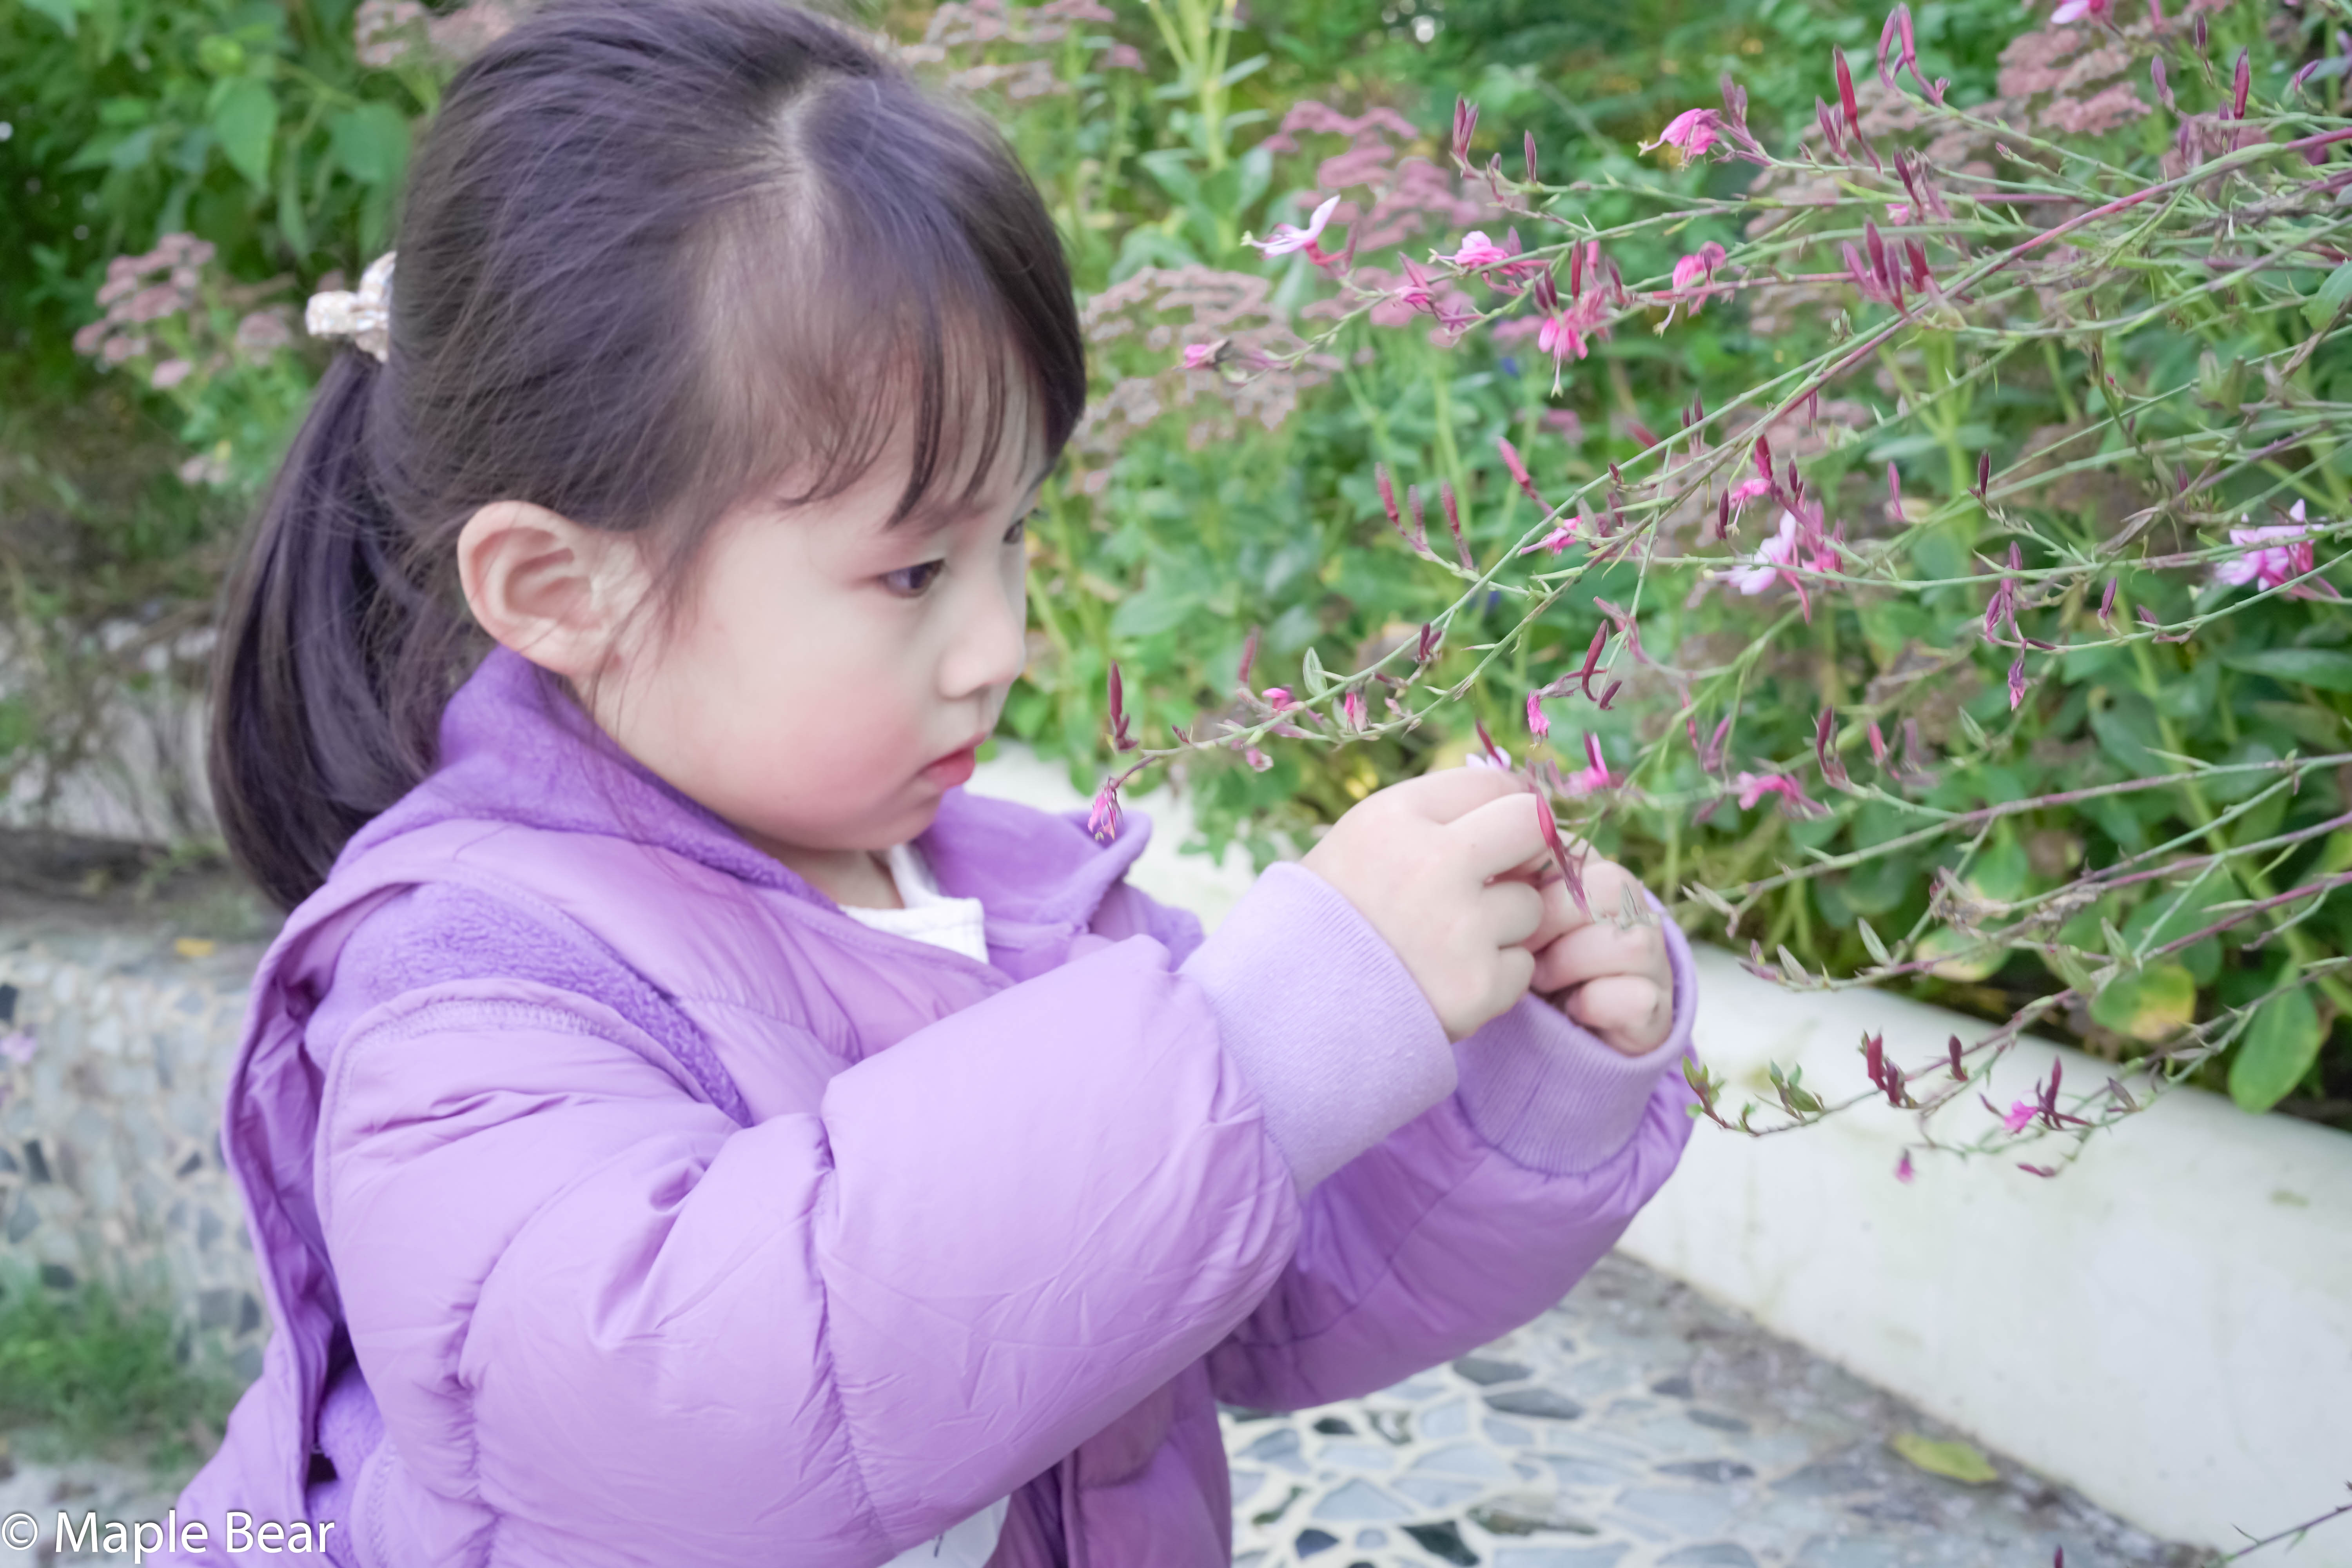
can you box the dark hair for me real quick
[208,0,1085,914]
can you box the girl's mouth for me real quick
[920,742,980,788]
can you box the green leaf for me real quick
[276,144,312,259]
[1969,832,2029,903]
[1135,148,1203,210]
[2249,700,2346,750]
[105,125,158,172]
[2305,260,2352,332]
[211,78,277,191]
[1216,53,1270,88]
[2223,649,2352,693]
[2089,960,2196,1043]
[1890,1433,1998,1485]
[1299,645,1330,699]
[2229,982,2323,1112]
[2089,693,2163,775]
[1107,573,1195,639]
[1918,927,2002,982]
[22,0,85,35]
[329,101,412,187]
[1857,917,1889,966]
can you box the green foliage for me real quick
[942,0,2352,1129]
[0,0,469,836]
[0,1277,242,1468]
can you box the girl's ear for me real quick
[457,500,645,680]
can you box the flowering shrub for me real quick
[70,234,311,494]
[938,0,2352,1154]
[0,0,515,835]
[10,0,2349,1149]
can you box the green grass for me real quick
[0,1279,245,1475]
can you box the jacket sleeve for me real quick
[1119,864,1703,1414]
[311,907,1439,1567]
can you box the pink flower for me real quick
[1536,312,1585,368]
[1526,690,1550,740]
[2051,0,2111,21]
[1563,733,1615,794]
[1087,779,1123,841]
[1249,194,1341,259]
[2002,1100,2037,1133]
[1465,741,1515,771]
[1517,518,1581,557]
[1393,258,1437,314]
[2212,503,2336,597]
[1244,746,1272,772]
[150,358,193,390]
[1735,771,1802,810]
[1668,241,1728,297]
[1181,343,1218,370]
[1263,686,1298,710]
[1641,107,1722,160]
[1342,688,1367,731]
[1445,230,1512,269]
[1732,511,1804,594]
[0,1030,36,1064]
[1727,476,1773,509]
[1896,1151,1915,1183]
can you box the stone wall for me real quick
[0,923,270,1381]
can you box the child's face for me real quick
[588,408,1043,873]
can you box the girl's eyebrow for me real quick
[891,464,1051,538]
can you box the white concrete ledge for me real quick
[1619,946,2352,1555]
[968,747,2352,1554]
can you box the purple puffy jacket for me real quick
[161,644,1699,1566]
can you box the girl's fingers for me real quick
[1479,877,1545,949]
[1485,945,1536,1022]
[1530,917,1671,995]
[1446,793,1551,881]
[1558,974,1671,1055]
[1388,763,1531,825]
[1524,858,1645,958]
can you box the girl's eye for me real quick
[1004,512,1030,546]
[882,560,946,597]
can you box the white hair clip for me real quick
[305,251,395,363]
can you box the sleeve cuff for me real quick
[1451,903,1701,1177]
[1178,862,1457,1195]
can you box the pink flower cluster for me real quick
[1721,508,1845,619]
[355,0,515,69]
[2211,501,2338,599]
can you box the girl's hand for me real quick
[1301,767,1553,1044]
[1512,851,1675,1056]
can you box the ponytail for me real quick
[207,352,481,913]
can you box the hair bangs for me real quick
[685,74,1083,549]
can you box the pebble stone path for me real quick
[1219,1254,2209,1568]
[1,1256,2208,1568]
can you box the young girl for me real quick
[167,2,1702,1563]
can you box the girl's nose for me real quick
[939,565,1027,701]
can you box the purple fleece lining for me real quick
[1178,863,1457,1195]
[1450,900,1702,1176]
[335,880,753,1126]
